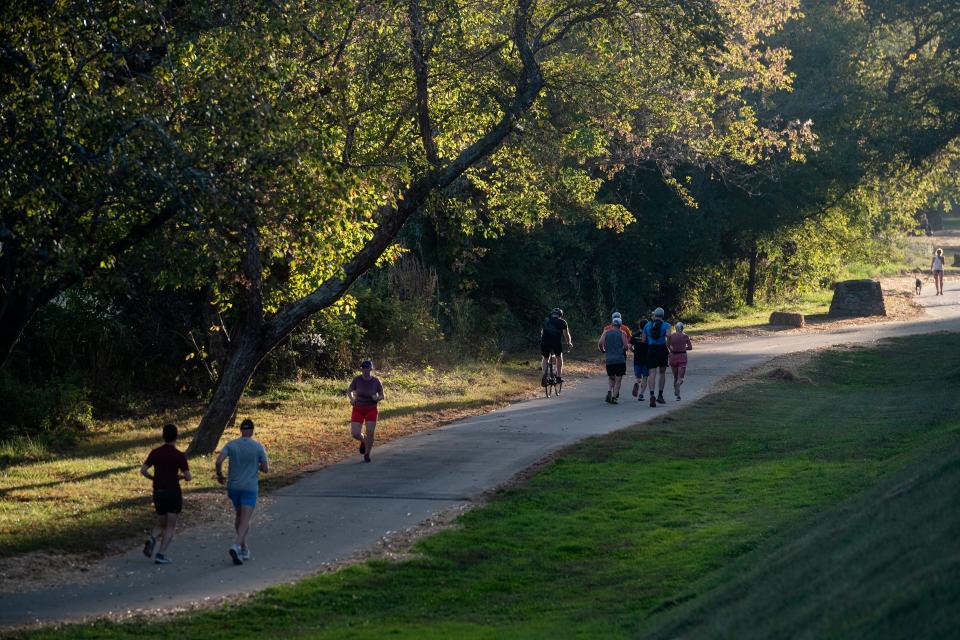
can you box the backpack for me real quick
[649,319,663,340]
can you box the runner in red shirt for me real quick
[140,423,191,564]
[348,360,385,462]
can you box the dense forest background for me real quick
[2,0,958,447]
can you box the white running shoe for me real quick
[241,547,251,561]
[229,544,244,565]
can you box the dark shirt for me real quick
[144,444,189,491]
[349,375,384,406]
[542,316,568,341]
[630,330,647,365]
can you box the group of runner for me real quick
[139,360,385,566]
[539,306,693,406]
[597,308,692,406]
[140,419,269,565]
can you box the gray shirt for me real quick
[603,328,628,365]
[223,437,268,492]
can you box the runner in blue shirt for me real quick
[643,307,672,407]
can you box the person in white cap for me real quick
[598,313,631,403]
[667,321,693,400]
[643,307,672,407]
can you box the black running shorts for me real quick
[153,488,183,515]
[605,362,627,377]
[541,339,563,358]
[646,344,669,369]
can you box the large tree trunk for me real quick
[186,329,266,455]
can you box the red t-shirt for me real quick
[144,444,189,491]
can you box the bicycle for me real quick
[542,354,562,397]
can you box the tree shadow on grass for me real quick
[0,463,140,497]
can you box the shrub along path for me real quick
[3,281,960,632]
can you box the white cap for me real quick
[654,307,664,318]
[612,317,622,325]
[612,311,622,321]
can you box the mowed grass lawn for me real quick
[0,361,543,558]
[19,333,960,639]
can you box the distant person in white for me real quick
[931,248,945,296]
[216,418,269,565]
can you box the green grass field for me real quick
[18,333,960,639]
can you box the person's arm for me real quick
[347,379,357,406]
[374,380,385,402]
[598,333,605,352]
[563,328,572,349]
[181,457,192,482]
[140,452,153,481]
[215,450,228,485]
[621,332,630,353]
[259,447,269,474]
[686,335,693,351]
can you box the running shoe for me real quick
[230,545,244,565]
[650,394,657,408]
[638,394,644,402]
[241,547,251,561]
[154,553,171,565]
[359,440,365,454]
[631,382,640,397]
[143,534,156,558]
[364,453,371,463]
[611,395,619,404]
[675,395,681,401]
[657,392,666,404]
[605,391,612,403]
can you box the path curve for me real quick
[3,281,960,629]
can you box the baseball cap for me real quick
[611,311,622,322]
[654,307,664,318]
[675,321,684,332]
[360,359,373,369]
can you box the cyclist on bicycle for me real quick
[541,308,572,385]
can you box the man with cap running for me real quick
[644,307,672,407]
[598,312,631,404]
[348,359,385,463]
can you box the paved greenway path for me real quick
[3,282,960,629]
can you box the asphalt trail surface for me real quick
[3,282,959,629]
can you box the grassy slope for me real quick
[20,333,960,639]
[0,361,545,557]
[643,440,960,640]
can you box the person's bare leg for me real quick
[658,367,667,394]
[647,369,657,395]
[613,375,624,398]
[351,421,364,447]
[556,354,564,379]
[157,512,179,554]
[364,422,377,456]
[235,505,254,548]
[677,365,687,387]
[151,515,164,546]
[672,365,680,396]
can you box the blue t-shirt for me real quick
[643,319,671,346]
[223,437,268,492]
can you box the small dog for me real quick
[915,277,923,296]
